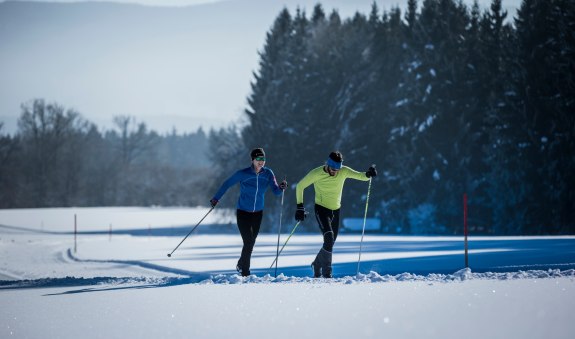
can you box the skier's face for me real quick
[327,166,339,177]
[253,157,265,172]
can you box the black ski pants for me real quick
[314,204,340,253]
[236,209,263,270]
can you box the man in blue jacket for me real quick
[210,148,286,276]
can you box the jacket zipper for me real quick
[253,171,260,212]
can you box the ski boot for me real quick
[322,250,333,278]
[311,258,321,278]
[312,248,332,278]
[236,260,250,277]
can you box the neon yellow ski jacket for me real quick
[296,166,369,210]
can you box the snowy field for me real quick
[1,207,574,339]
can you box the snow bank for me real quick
[3,268,573,289]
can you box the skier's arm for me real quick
[295,170,317,204]
[344,166,371,182]
[268,169,284,196]
[212,170,242,201]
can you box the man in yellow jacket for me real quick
[295,151,377,278]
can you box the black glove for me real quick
[366,165,377,178]
[210,198,218,207]
[279,180,287,190]
[295,203,307,222]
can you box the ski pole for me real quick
[274,176,286,277]
[356,175,373,276]
[167,206,214,257]
[269,220,301,269]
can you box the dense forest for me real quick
[1,0,573,235]
[211,0,575,235]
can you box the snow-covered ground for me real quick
[1,207,574,338]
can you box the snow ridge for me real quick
[203,268,575,285]
[54,248,575,287]
[4,268,573,290]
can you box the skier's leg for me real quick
[311,251,322,278]
[322,249,333,278]
[314,205,335,252]
[312,205,336,277]
[315,205,340,277]
[236,210,262,276]
[245,212,262,274]
[236,210,250,274]
[322,209,339,278]
[332,208,341,243]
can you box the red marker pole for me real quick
[464,193,468,268]
[74,214,77,253]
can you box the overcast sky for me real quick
[0,0,521,135]
[4,0,222,6]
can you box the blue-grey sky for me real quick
[0,0,521,135]
[5,0,222,6]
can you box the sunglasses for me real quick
[254,157,266,161]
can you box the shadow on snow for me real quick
[1,225,575,295]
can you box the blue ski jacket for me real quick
[212,166,283,212]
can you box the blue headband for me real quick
[327,158,342,170]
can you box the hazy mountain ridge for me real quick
[0,0,520,135]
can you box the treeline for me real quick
[1,0,573,236]
[0,99,213,208]
[210,0,575,235]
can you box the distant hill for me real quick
[0,0,520,135]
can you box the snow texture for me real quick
[1,207,574,339]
